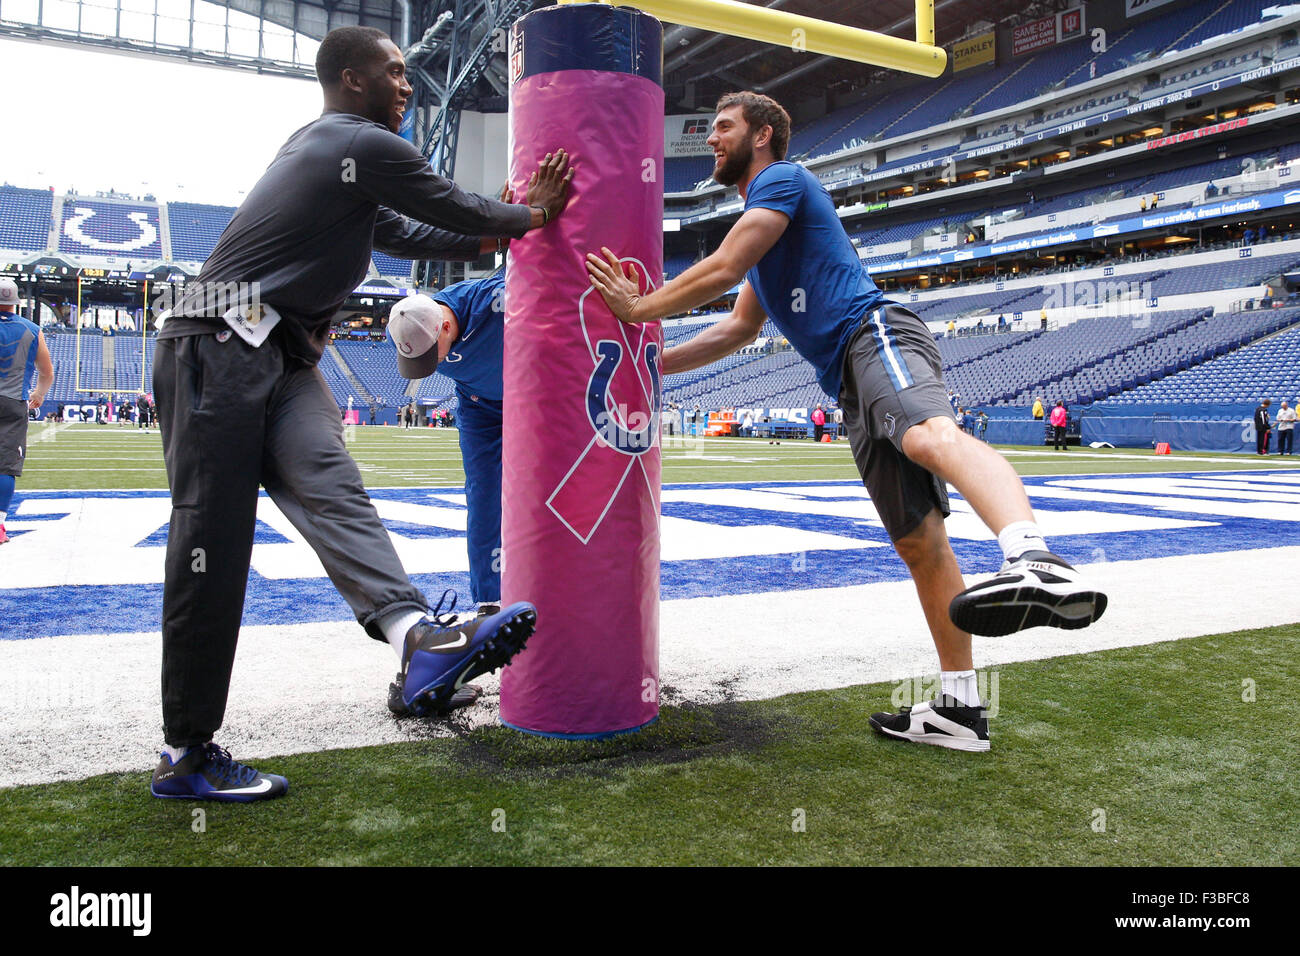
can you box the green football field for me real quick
[19,419,1297,491]
[4,423,1298,866]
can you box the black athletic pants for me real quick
[154,330,427,747]
[1053,425,1067,450]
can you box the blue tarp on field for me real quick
[1080,403,1260,452]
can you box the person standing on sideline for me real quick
[1031,396,1044,420]
[1276,400,1295,455]
[148,25,572,802]
[586,91,1106,754]
[0,277,54,545]
[1255,399,1273,455]
[1050,400,1068,451]
[811,404,825,441]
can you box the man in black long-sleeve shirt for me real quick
[1255,399,1272,455]
[149,26,573,802]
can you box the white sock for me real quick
[379,608,428,658]
[940,670,981,707]
[162,742,206,762]
[997,520,1047,561]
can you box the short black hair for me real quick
[316,26,391,89]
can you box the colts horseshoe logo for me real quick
[546,256,663,544]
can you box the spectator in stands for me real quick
[587,90,1107,754]
[946,319,955,338]
[1276,400,1295,456]
[1140,197,1147,212]
[1032,396,1045,420]
[811,404,825,441]
[1050,401,1068,451]
[146,25,573,802]
[0,277,54,545]
[1255,398,1272,455]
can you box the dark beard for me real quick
[712,142,753,186]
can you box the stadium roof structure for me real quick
[0,0,1055,100]
[20,0,1060,100]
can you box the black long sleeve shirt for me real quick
[159,110,530,366]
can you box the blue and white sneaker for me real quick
[397,590,536,717]
[150,743,289,802]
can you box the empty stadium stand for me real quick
[0,187,53,252]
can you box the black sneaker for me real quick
[869,695,990,752]
[396,590,536,717]
[150,743,289,802]
[949,549,1108,636]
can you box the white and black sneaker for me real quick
[869,695,990,752]
[949,549,1107,637]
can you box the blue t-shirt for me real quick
[0,313,40,402]
[744,161,889,399]
[431,271,505,401]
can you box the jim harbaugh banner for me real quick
[665,114,713,158]
[953,31,996,72]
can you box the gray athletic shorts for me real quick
[0,397,29,476]
[839,303,953,542]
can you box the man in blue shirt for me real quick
[385,270,508,713]
[0,277,54,545]
[586,92,1107,753]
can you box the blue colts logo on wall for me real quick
[587,340,660,454]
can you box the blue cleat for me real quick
[150,743,289,802]
[397,590,536,717]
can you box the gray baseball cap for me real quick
[0,277,18,307]
[387,293,445,379]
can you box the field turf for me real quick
[4,423,1297,866]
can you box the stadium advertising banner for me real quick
[1126,0,1180,17]
[1012,16,1056,56]
[1145,117,1249,151]
[1012,7,1084,57]
[866,186,1300,275]
[953,31,996,72]
[665,114,714,157]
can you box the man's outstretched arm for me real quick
[661,283,768,375]
[586,207,789,324]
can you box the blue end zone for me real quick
[5,470,1299,639]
